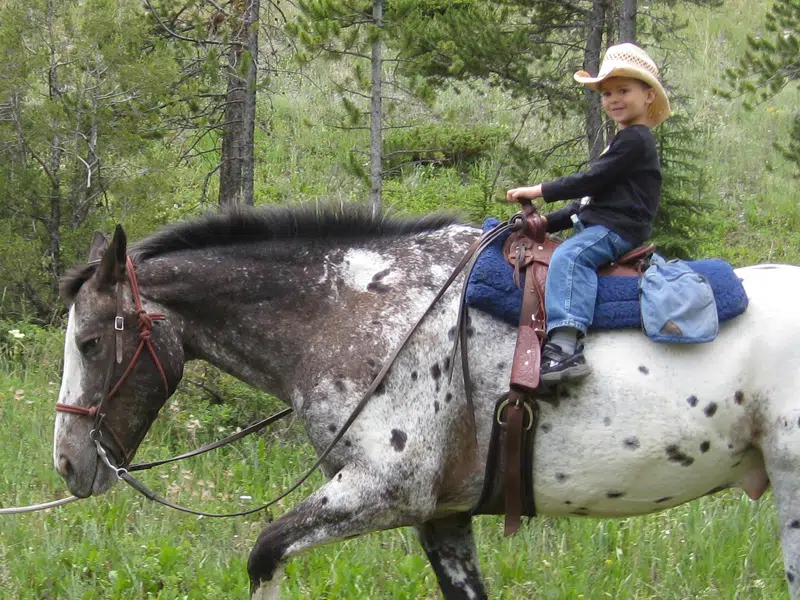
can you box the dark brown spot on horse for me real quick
[430,363,442,380]
[390,429,407,452]
[666,444,694,467]
[623,437,640,450]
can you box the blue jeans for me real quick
[545,224,634,336]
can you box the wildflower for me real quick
[8,329,24,339]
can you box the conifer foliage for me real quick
[721,0,799,173]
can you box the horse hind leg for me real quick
[416,513,488,600]
[762,411,800,599]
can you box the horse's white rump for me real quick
[527,264,799,517]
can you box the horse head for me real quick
[53,225,184,498]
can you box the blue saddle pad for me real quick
[465,218,749,330]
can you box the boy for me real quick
[506,43,671,384]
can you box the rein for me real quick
[0,408,293,515]
[22,217,516,518]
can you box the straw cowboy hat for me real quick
[574,43,671,127]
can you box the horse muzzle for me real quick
[55,436,119,498]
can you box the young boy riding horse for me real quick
[507,43,671,384]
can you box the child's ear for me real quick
[646,87,657,104]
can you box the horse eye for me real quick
[79,337,100,355]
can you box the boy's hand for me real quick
[506,185,543,202]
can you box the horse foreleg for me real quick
[416,513,488,600]
[247,467,436,599]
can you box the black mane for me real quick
[129,203,457,261]
[61,203,460,302]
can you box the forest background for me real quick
[0,0,798,598]
[0,0,798,325]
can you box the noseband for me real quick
[55,256,169,466]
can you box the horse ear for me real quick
[87,231,109,263]
[95,224,127,288]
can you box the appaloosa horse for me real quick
[53,204,800,599]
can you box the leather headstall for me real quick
[55,256,169,467]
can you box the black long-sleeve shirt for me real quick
[541,124,661,246]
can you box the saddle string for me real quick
[100,222,507,518]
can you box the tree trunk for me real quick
[584,0,607,160]
[219,0,259,208]
[46,0,62,291]
[47,140,62,291]
[71,56,100,229]
[369,0,384,212]
[604,1,619,144]
[619,0,637,43]
[605,0,617,46]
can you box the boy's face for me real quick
[599,76,656,129]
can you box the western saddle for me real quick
[473,205,654,535]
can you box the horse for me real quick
[52,203,800,600]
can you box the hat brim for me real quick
[574,67,671,127]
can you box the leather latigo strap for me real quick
[482,213,653,535]
[498,216,550,535]
[503,397,525,536]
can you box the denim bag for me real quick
[639,253,719,343]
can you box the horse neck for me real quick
[135,227,477,399]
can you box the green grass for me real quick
[0,367,788,599]
[672,0,800,265]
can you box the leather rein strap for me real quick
[57,221,512,518]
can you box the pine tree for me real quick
[720,0,799,173]
[288,0,434,210]
[0,0,186,318]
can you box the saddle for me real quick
[473,209,653,535]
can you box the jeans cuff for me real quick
[547,319,589,336]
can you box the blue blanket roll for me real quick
[465,218,749,330]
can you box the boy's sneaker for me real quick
[540,342,592,384]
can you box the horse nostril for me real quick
[57,455,73,479]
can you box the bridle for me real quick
[55,256,169,467]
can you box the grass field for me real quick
[0,367,789,599]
